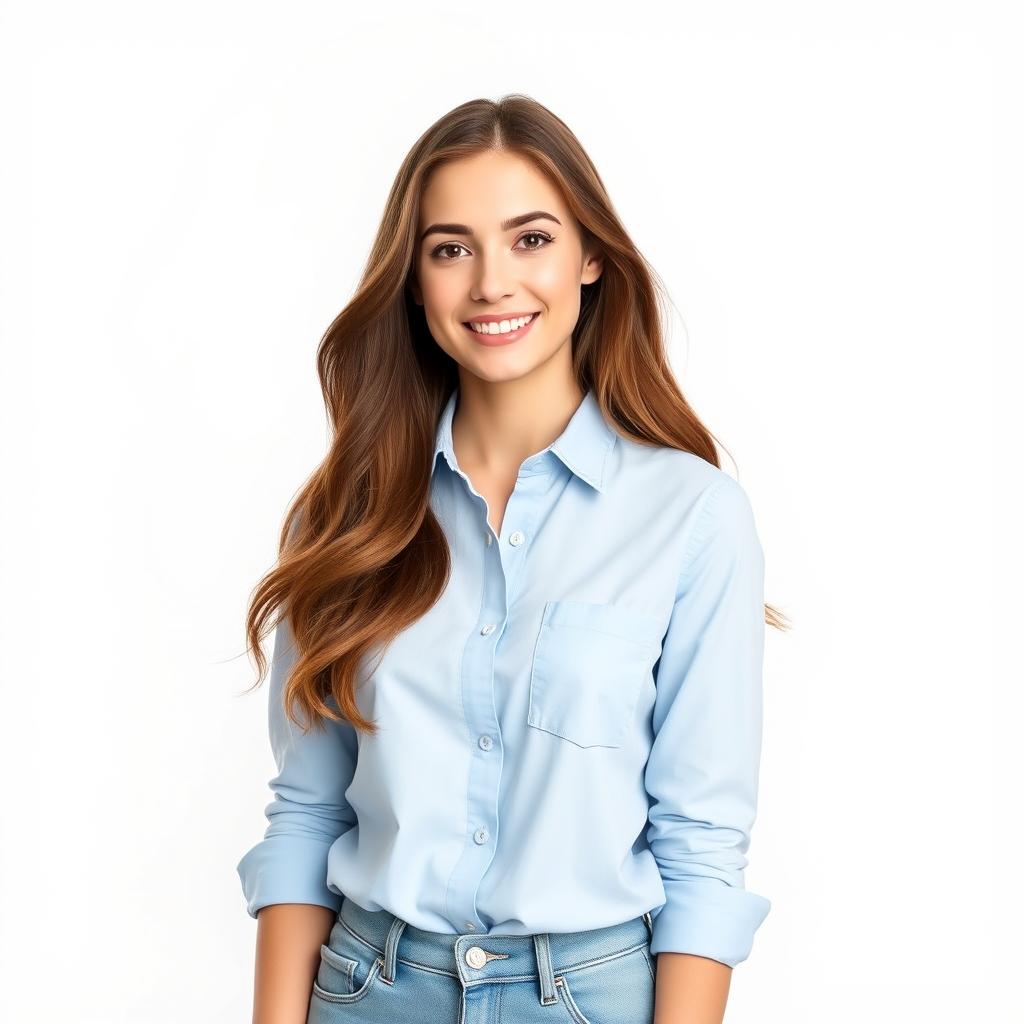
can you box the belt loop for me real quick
[380,914,407,985]
[533,933,558,1005]
[642,911,654,942]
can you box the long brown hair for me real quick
[244,93,790,738]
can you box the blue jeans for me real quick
[307,895,657,1023]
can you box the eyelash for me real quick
[429,231,555,262]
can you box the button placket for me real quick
[444,466,551,934]
[494,470,545,605]
[444,495,507,935]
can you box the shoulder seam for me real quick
[676,477,732,583]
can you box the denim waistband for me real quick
[338,896,655,1005]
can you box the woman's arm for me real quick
[644,476,772,1015]
[251,903,336,1024]
[654,952,732,1024]
[237,611,360,1019]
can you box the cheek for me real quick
[525,257,582,307]
[535,270,583,338]
[418,269,463,314]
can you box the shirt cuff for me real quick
[236,834,343,920]
[648,878,771,967]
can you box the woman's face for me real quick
[411,150,603,385]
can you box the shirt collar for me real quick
[433,386,617,493]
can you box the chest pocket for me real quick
[527,599,664,749]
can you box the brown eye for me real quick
[431,242,469,261]
[517,231,554,251]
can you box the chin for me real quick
[462,358,541,385]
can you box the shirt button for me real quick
[509,529,525,546]
[480,623,496,636]
[473,826,489,844]
[465,946,488,969]
[485,532,492,546]
[465,922,476,931]
[478,735,493,750]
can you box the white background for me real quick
[1,2,1019,1021]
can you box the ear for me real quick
[581,250,604,287]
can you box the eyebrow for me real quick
[419,210,562,244]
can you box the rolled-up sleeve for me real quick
[644,475,772,966]
[236,611,358,919]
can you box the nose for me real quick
[470,246,516,304]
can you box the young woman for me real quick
[237,94,786,1024]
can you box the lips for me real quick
[461,311,540,346]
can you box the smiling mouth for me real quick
[461,311,541,346]
[462,311,540,335]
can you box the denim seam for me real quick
[556,973,592,1024]
[556,938,650,975]
[639,946,656,983]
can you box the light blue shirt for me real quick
[237,386,771,967]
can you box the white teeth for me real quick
[468,313,535,335]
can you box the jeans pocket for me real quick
[554,946,656,1024]
[312,924,386,1005]
[314,944,359,998]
